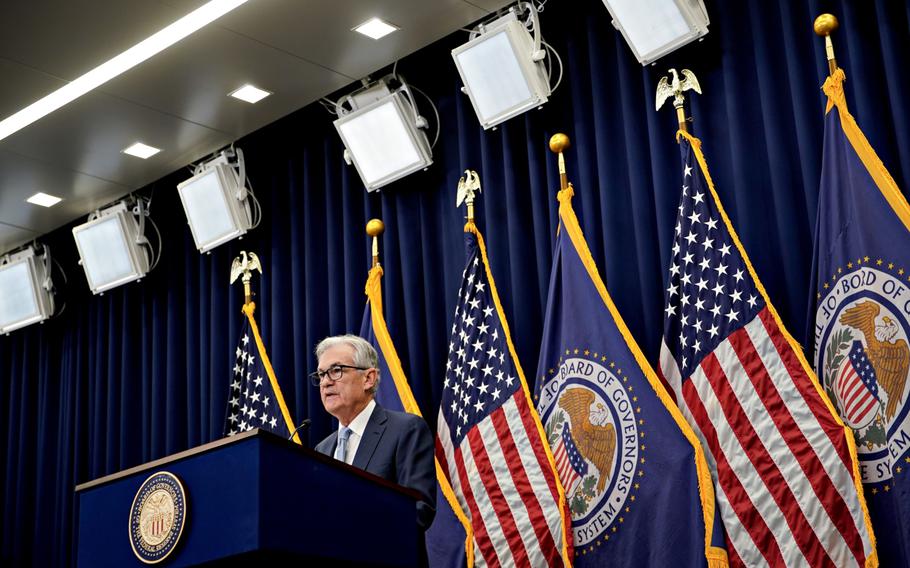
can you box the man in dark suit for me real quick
[312,334,436,530]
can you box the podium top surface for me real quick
[74,428,420,501]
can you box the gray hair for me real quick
[314,334,381,394]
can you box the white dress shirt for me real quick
[336,399,376,465]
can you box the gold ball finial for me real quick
[549,133,570,154]
[814,14,839,37]
[366,218,385,237]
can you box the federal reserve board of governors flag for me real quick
[810,68,910,566]
[535,184,728,567]
[224,302,300,443]
[360,264,471,568]
[436,221,572,567]
[659,131,876,567]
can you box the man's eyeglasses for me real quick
[309,364,368,386]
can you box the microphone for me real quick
[287,418,311,441]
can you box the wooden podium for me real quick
[74,429,421,566]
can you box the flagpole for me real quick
[366,218,384,267]
[549,133,571,190]
[677,104,689,134]
[813,14,839,76]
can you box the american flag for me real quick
[658,134,874,567]
[224,305,298,442]
[551,424,586,497]
[836,341,881,428]
[436,226,570,568]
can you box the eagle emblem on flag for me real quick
[540,354,638,524]
[816,268,910,480]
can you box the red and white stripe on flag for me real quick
[660,308,873,567]
[552,439,581,496]
[437,391,566,568]
[836,359,878,428]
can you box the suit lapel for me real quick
[319,431,339,457]
[352,404,387,470]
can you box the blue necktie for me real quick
[334,427,351,463]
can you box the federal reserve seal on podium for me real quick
[129,471,187,564]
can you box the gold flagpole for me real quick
[549,133,571,190]
[656,69,702,138]
[366,218,385,267]
[813,14,839,76]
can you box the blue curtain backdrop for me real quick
[2,0,909,564]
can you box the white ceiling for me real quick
[0,0,511,254]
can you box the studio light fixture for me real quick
[177,147,261,253]
[600,0,709,65]
[72,198,161,295]
[229,84,271,104]
[452,2,562,130]
[332,74,438,192]
[0,244,56,334]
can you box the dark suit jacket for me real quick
[315,403,437,529]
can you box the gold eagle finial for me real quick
[656,68,702,112]
[230,251,262,306]
[456,170,482,221]
[456,170,481,208]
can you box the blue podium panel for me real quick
[75,430,420,567]
[257,440,421,563]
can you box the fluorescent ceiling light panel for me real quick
[0,0,249,142]
[123,142,161,159]
[452,16,550,129]
[229,84,271,103]
[354,18,399,40]
[177,164,250,252]
[601,0,709,65]
[26,192,63,207]
[335,93,432,191]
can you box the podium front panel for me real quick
[75,431,420,567]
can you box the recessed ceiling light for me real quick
[26,192,62,207]
[0,0,249,142]
[229,84,272,104]
[353,18,399,40]
[123,142,161,159]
